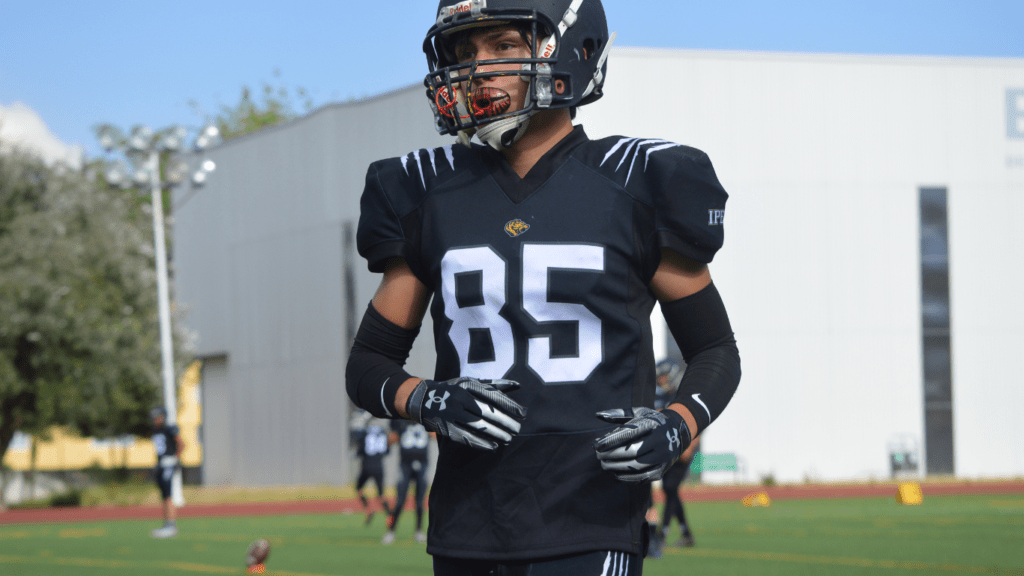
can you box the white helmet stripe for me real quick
[539,0,586,59]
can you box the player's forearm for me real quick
[394,377,423,419]
[664,403,699,439]
[669,342,740,433]
[345,303,421,419]
[660,281,741,432]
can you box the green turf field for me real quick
[1,493,1021,575]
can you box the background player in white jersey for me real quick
[346,1,741,573]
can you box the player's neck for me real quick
[500,109,574,178]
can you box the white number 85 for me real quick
[441,244,604,384]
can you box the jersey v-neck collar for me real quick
[479,125,590,205]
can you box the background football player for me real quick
[150,406,183,538]
[381,420,432,545]
[653,358,701,548]
[350,410,392,525]
[346,0,741,573]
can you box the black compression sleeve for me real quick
[661,282,741,432]
[345,303,421,419]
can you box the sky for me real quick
[1,0,1022,158]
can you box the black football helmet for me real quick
[424,0,613,148]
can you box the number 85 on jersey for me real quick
[441,244,605,385]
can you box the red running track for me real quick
[2,480,1021,525]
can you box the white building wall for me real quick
[580,48,1024,482]
[176,47,1024,486]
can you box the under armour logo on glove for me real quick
[426,390,450,411]
[593,407,692,483]
[406,377,527,451]
[666,429,680,452]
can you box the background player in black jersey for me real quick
[150,406,183,538]
[653,359,700,548]
[351,411,392,525]
[346,1,741,573]
[381,420,432,545]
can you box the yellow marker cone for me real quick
[742,492,771,507]
[896,482,923,505]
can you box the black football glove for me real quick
[406,377,526,451]
[593,407,692,483]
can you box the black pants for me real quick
[356,464,384,495]
[434,550,642,576]
[155,466,174,499]
[390,459,427,529]
[660,459,690,532]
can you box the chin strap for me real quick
[582,30,617,100]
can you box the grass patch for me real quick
[0,493,1021,575]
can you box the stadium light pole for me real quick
[98,123,220,506]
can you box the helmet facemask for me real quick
[425,0,613,150]
[425,13,568,149]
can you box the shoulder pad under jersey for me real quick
[579,136,729,264]
[357,143,477,273]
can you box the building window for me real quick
[919,187,953,475]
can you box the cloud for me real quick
[0,101,84,170]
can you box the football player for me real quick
[381,420,432,545]
[150,406,183,538]
[351,411,392,525]
[345,0,741,573]
[653,358,700,548]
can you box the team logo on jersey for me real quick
[708,209,725,225]
[504,219,530,237]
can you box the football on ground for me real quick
[245,538,271,567]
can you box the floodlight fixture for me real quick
[103,162,129,188]
[161,126,188,152]
[132,168,152,187]
[194,124,222,151]
[97,125,119,152]
[128,125,155,152]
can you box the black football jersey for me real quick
[391,420,430,463]
[353,424,389,469]
[152,424,179,460]
[356,126,727,560]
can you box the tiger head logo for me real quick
[504,219,530,238]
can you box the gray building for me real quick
[174,86,447,486]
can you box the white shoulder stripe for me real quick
[414,150,426,189]
[443,144,456,171]
[600,137,636,166]
[645,142,682,170]
[601,138,681,187]
[427,147,437,175]
[616,139,640,172]
[401,146,457,189]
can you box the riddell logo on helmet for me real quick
[439,1,473,19]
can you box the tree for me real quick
[196,70,315,141]
[0,148,181,467]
